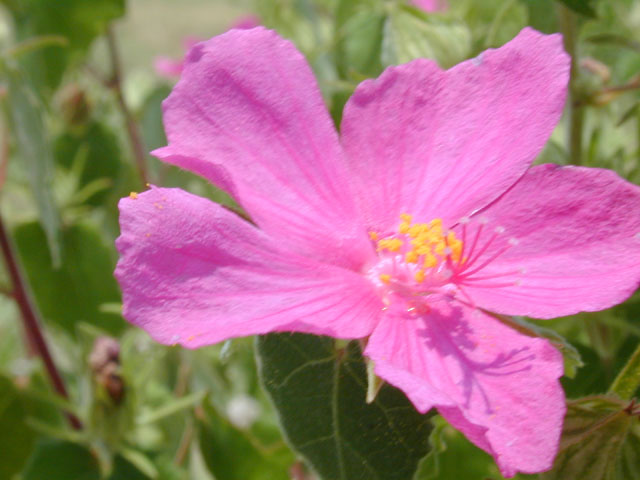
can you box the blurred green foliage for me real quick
[0,0,639,479]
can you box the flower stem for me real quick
[106,24,150,186]
[609,342,640,400]
[0,214,82,430]
[559,4,584,165]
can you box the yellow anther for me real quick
[379,274,391,284]
[129,192,138,199]
[400,213,413,223]
[399,222,410,234]
[405,251,419,263]
[378,238,403,252]
[423,253,438,269]
[369,231,379,241]
[415,269,425,283]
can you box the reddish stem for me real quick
[0,215,82,430]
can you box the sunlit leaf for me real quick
[382,5,471,69]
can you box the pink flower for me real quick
[153,16,260,79]
[117,27,640,476]
[412,0,448,12]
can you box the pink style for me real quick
[116,27,640,477]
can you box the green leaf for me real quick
[198,401,294,480]
[609,342,640,400]
[2,0,125,90]
[335,0,385,79]
[256,333,433,480]
[22,439,101,480]
[2,61,62,265]
[556,0,597,18]
[542,395,640,480]
[0,375,37,479]
[13,221,125,335]
[54,121,127,206]
[136,391,206,426]
[382,5,471,69]
[107,453,154,480]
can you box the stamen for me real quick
[379,274,391,284]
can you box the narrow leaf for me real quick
[3,61,61,265]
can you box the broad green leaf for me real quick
[2,0,125,90]
[382,5,471,69]
[256,333,433,480]
[13,221,125,335]
[0,375,37,479]
[2,61,61,265]
[22,439,101,480]
[542,395,640,480]
[54,121,127,206]
[557,0,597,18]
[198,401,294,480]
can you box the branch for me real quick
[106,24,150,186]
[0,215,82,430]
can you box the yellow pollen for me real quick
[405,251,419,263]
[369,231,379,241]
[394,214,464,275]
[423,253,438,268]
[415,269,425,283]
[379,274,391,284]
[377,238,403,252]
[129,191,138,199]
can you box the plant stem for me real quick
[0,214,82,430]
[559,5,584,165]
[609,342,640,400]
[106,24,150,186]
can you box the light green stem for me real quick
[559,4,584,165]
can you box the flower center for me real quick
[367,214,465,304]
[367,213,522,312]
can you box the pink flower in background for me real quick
[117,27,640,476]
[413,0,448,12]
[153,16,260,79]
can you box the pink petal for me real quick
[364,300,564,477]
[115,187,382,348]
[154,28,370,269]
[341,27,569,233]
[458,164,640,318]
[154,56,184,78]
